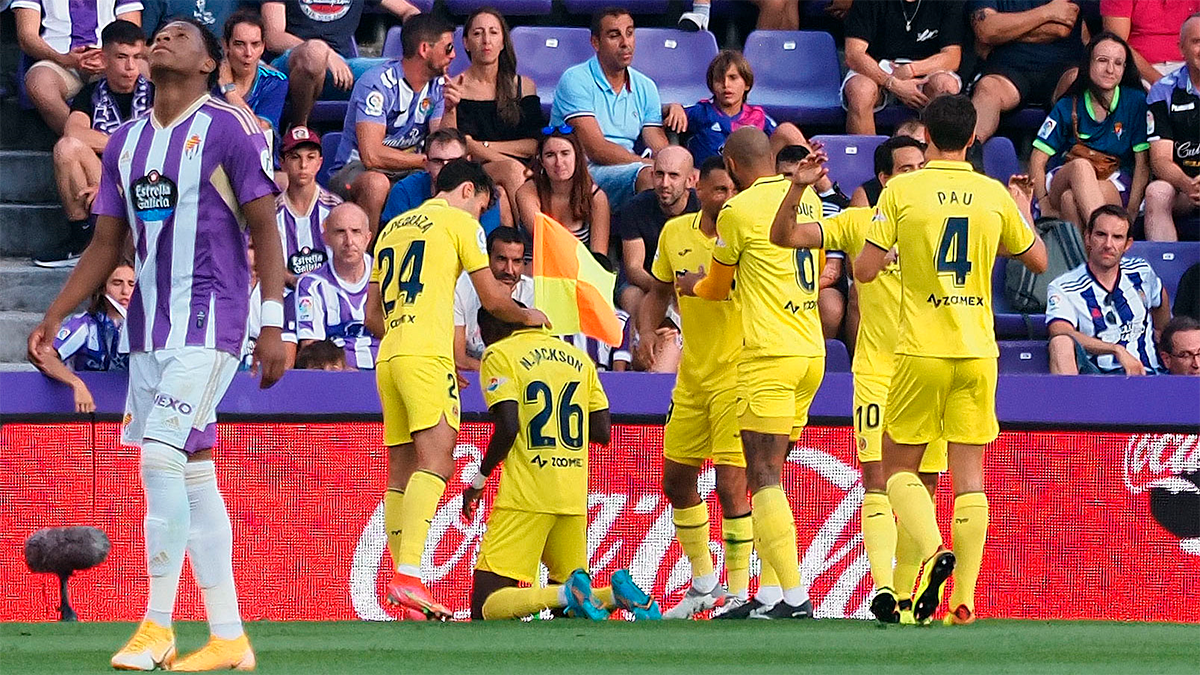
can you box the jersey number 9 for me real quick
[377,240,427,313]
[526,381,585,451]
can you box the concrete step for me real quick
[0,203,63,257]
[0,150,56,203]
[0,311,40,363]
[0,257,71,312]
[0,99,58,151]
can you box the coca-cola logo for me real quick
[1123,434,1199,495]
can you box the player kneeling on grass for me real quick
[462,307,661,621]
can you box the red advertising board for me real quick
[1,423,1196,623]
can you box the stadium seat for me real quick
[630,28,717,109]
[446,0,553,14]
[382,25,403,59]
[991,257,1049,339]
[317,132,342,188]
[810,134,886,194]
[983,136,1020,185]
[1127,241,1200,300]
[310,38,363,123]
[742,31,844,126]
[998,340,1050,373]
[824,339,851,372]
[563,0,669,13]
[510,26,594,115]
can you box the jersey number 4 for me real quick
[936,217,972,287]
[378,240,426,313]
[526,381,585,451]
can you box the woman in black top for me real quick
[441,8,544,217]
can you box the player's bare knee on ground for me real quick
[1048,334,1079,374]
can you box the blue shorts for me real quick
[271,51,387,101]
[588,161,648,213]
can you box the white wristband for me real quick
[470,471,487,490]
[261,299,285,329]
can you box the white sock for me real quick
[692,1,711,19]
[556,585,569,606]
[141,441,189,628]
[185,460,244,640]
[782,584,810,607]
[692,572,717,594]
[755,584,782,605]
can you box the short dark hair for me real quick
[874,136,927,176]
[590,7,632,37]
[401,14,455,59]
[156,18,223,90]
[775,144,810,165]
[435,159,497,210]
[478,304,524,347]
[101,19,144,48]
[223,9,264,44]
[921,94,976,152]
[1085,203,1132,235]
[295,340,346,370]
[487,226,527,256]
[423,127,467,153]
[698,155,728,180]
[1161,316,1200,354]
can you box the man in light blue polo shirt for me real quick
[551,8,669,212]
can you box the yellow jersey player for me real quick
[678,127,825,620]
[462,308,661,621]
[636,157,753,619]
[769,136,950,625]
[364,160,548,620]
[855,95,1047,625]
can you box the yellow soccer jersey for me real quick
[822,207,901,376]
[712,175,826,359]
[865,160,1036,359]
[480,329,609,515]
[371,199,489,361]
[651,212,742,392]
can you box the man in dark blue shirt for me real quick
[380,128,506,233]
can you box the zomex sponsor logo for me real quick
[154,394,193,415]
[927,293,985,308]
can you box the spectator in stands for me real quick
[969,0,1086,142]
[516,127,610,255]
[142,0,236,38]
[680,0,812,32]
[263,0,419,128]
[1175,263,1200,320]
[36,20,151,268]
[381,128,509,234]
[294,203,379,370]
[277,126,341,287]
[294,339,348,370]
[1144,14,1200,242]
[441,8,544,218]
[550,8,668,211]
[851,135,928,207]
[29,262,134,413]
[13,0,143,134]
[328,14,455,232]
[1101,0,1199,86]
[454,227,533,371]
[1030,32,1150,226]
[1159,315,1200,375]
[775,143,850,217]
[617,146,699,315]
[218,10,287,138]
[842,0,965,135]
[1047,205,1170,375]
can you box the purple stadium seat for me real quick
[563,0,669,13]
[310,38,362,123]
[991,257,1049,339]
[998,340,1050,373]
[317,132,342,188]
[824,339,851,372]
[1005,107,1049,129]
[630,28,717,109]
[446,0,553,13]
[810,135,886,194]
[1127,241,1200,300]
[510,26,594,114]
[406,0,434,11]
[742,31,844,126]
[382,25,403,59]
[983,136,1020,185]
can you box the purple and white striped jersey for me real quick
[92,95,278,357]
[559,309,633,372]
[294,255,379,369]
[10,1,144,54]
[276,186,341,276]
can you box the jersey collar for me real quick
[1084,88,1120,119]
[923,159,973,172]
[750,174,789,189]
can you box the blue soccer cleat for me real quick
[610,569,662,620]
[564,569,609,621]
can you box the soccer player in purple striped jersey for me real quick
[28,18,286,672]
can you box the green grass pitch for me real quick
[2,620,1195,674]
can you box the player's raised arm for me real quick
[769,151,829,249]
[471,269,550,328]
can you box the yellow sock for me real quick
[948,492,988,611]
[673,503,714,580]
[861,492,897,592]
[894,521,922,601]
[594,585,614,609]
[396,470,446,571]
[481,585,563,620]
[751,486,801,591]
[886,472,941,559]
[759,558,779,588]
[722,514,753,598]
[384,489,404,570]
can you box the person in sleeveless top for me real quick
[516,127,610,255]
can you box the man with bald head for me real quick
[293,202,380,370]
[617,146,701,314]
[678,126,826,620]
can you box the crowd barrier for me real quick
[1,372,1197,623]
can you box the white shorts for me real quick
[122,347,239,454]
[840,59,962,112]
[1046,165,1129,194]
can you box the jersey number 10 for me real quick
[936,217,972,287]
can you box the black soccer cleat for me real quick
[870,587,900,624]
[913,550,956,623]
[752,599,814,620]
[711,596,762,620]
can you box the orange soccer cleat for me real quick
[111,620,176,671]
[172,634,256,672]
[385,571,452,621]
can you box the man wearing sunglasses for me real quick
[1047,204,1172,375]
[328,14,457,233]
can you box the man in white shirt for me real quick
[453,226,533,371]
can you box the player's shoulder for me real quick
[203,96,263,136]
[660,211,697,239]
[1122,256,1157,277]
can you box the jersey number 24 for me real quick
[377,241,426,313]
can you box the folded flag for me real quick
[532,212,622,347]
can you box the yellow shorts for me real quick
[664,385,745,467]
[475,508,587,585]
[737,356,824,440]
[376,355,460,446]
[854,372,947,473]
[885,355,999,446]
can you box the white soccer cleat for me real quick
[664,583,727,619]
[111,620,176,671]
[676,11,709,31]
